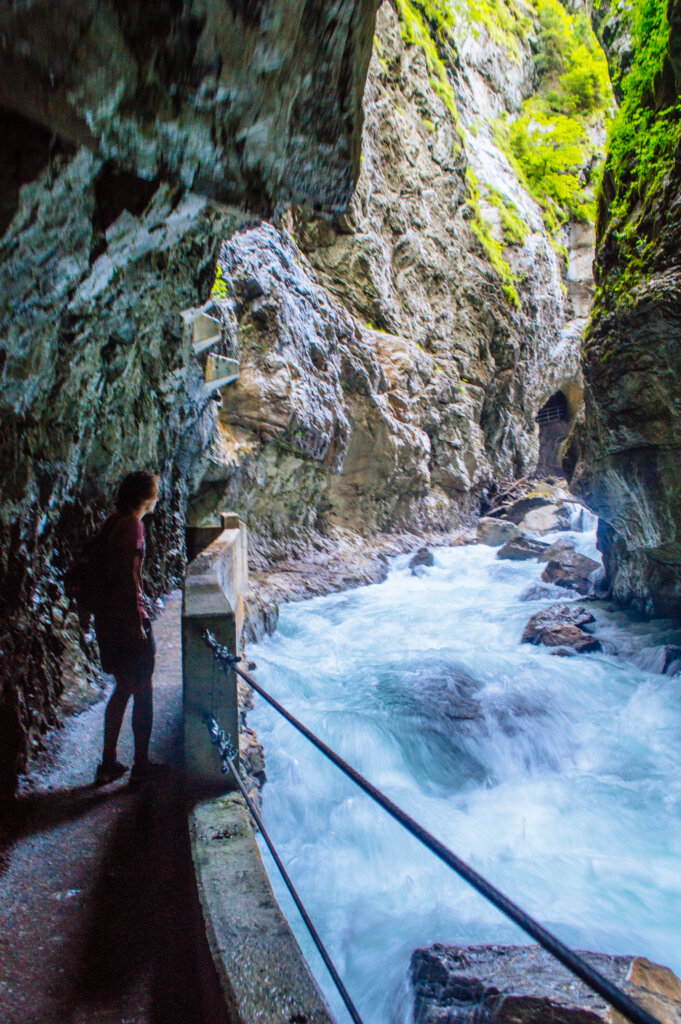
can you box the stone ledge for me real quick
[190,793,335,1024]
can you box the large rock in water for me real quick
[478,519,522,547]
[521,604,600,652]
[519,504,572,534]
[564,0,681,617]
[497,537,550,560]
[541,551,601,595]
[411,944,681,1024]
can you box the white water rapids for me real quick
[248,522,681,1024]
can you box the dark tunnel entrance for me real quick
[535,390,571,477]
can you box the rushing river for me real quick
[249,522,681,1024]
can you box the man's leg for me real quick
[95,676,133,783]
[131,676,153,766]
[102,677,133,764]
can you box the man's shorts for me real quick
[94,615,155,683]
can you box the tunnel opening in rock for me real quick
[535,390,571,477]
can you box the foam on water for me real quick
[249,529,681,1024]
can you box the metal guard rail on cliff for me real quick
[204,631,662,1024]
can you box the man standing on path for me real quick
[93,471,160,788]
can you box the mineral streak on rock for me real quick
[411,944,681,1024]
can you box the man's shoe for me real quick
[128,760,167,789]
[94,760,129,786]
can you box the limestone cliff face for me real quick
[189,1,589,556]
[297,2,587,485]
[566,0,681,616]
[0,0,377,795]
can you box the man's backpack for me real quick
[63,522,111,616]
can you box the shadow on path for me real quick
[0,786,114,877]
[64,762,231,1024]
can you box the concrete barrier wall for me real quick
[183,519,336,1023]
[182,519,247,790]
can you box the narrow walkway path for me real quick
[0,592,230,1024]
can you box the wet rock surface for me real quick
[291,2,585,488]
[663,646,681,676]
[541,550,601,596]
[538,536,578,562]
[411,944,681,1024]
[0,1,377,214]
[566,0,681,617]
[522,604,600,653]
[410,547,435,574]
[497,537,550,561]
[519,504,573,534]
[478,519,522,547]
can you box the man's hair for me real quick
[115,471,158,512]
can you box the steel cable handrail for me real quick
[205,715,364,1024]
[205,632,662,1024]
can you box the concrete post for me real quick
[182,519,248,790]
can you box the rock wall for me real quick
[566,0,681,616]
[188,1,589,562]
[0,0,378,795]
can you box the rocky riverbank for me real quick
[411,944,681,1024]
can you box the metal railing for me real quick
[204,631,662,1024]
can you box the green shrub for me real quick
[394,0,462,126]
[604,0,681,227]
[496,103,595,228]
[495,0,612,233]
[467,170,521,308]
[487,189,529,245]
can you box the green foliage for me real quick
[495,0,613,234]
[455,0,532,62]
[496,102,595,230]
[211,265,230,300]
[533,0,611,113]
[486,188,529,245]
[604,0,681,230]
[467,170,521,308]
[394,0,462,127]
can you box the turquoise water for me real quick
[249,527,681,1023]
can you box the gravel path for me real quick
[0,592,230,1024]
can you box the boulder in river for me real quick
[497,537,550,561]
[522,604,601,653]
[520,582,567,602]
[663,645,681,676]
[519,503,573,534]
[539,623,601,653]
[477,518,521,547]
[541,549,601,595]
[411,944,681,1024]
[493,494,552,524]
[537,536,577,562]
[410,547,435,574]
